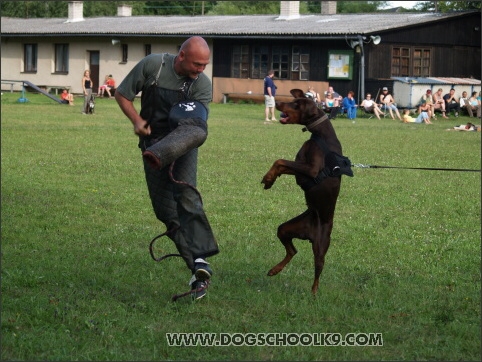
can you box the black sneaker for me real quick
[194,260,213,281]
[191,280,208,300]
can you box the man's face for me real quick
[178,49,210,79]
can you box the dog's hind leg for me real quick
[311,218,334,295]
[267,210,315,277]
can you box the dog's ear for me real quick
[290,89,306,99]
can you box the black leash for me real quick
[353,163,481,172]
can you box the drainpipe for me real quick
[358,34,365,104]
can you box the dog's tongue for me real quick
[279,112,289,124]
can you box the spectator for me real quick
[264,69,277,123]
[97,75,109,97]
[443,88,460,117]
[415,101,432,124]
[360,93,383,120]
[467,91,481,118]
[81,70,93,115]
[98,75,116,98]
[59,89,74,106]
[421,89,435,119]
[305,85,321,104]
[459,91,470,115]
[402,104,432,124]
[324,92,340,119]
[432,88,448,118]
[379,87,402,121]
[326,86,343,104]
[342,91,357,119]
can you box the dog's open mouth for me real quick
[279,112,289,124]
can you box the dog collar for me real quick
[302,114,329,132]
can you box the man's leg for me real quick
[143,158,196,271]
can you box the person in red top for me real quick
[104,75,116,98]
[60,89,74,106]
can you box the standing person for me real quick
[115,36,219,300]
[379,87,402,120]
[60,89,74,106]
[342,91,357,119]
[443,88,460,117]
[264,69,277,123]
[82,70,93,114]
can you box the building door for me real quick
[89,51,100,91]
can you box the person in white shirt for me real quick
[360,93,384,120]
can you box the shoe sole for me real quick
[192,290,207,300]
[194,268,211,281]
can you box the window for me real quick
[251,45,269,79]
[55,44,69,73]
[291,46,310,80]
[122,44,128,63]
[232,44,309,80]
[271,46,290,79]
[391,46,431,77]
[413,48,431,77]
[145,44,151,56]
[24,44,37,73]
[232,45,249,78]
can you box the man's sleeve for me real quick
[116,54,160,101]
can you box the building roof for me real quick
[1,11,477,38]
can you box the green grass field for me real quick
[1,92,480,360]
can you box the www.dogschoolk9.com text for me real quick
[166,333,383,347]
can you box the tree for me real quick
[414,1,481,12]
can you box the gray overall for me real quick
[139,58,219,272]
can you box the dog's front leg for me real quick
[261,159,298,189]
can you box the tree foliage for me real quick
[414,1,481,12]
[1,0,479,18]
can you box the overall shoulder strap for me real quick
[153,53,166,85]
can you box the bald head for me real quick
[175,36,210,79]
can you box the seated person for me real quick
[421,89,434,118]
[325,86,343,103]
[459,91,470,115]
[379,87,402,121]
[342,91,357,119]
[443,88,460,117]
[432,88,448,118]
[104,75,116,98]
[360,93,383,120]
[60,89,74,106]
[324,92,341,119]
[402,106,431,124]
[467,91,481,118]
[305,86,321,104]
[97,75,109,97]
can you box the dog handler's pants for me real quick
[142,144,219,272]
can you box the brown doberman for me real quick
[261,89,353,294]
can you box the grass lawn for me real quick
[1,92,481,361]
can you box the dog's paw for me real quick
[261,176,274,189]
[267,266,282,276]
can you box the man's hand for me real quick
[133,118,151,136]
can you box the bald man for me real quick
[116,36,219,300]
